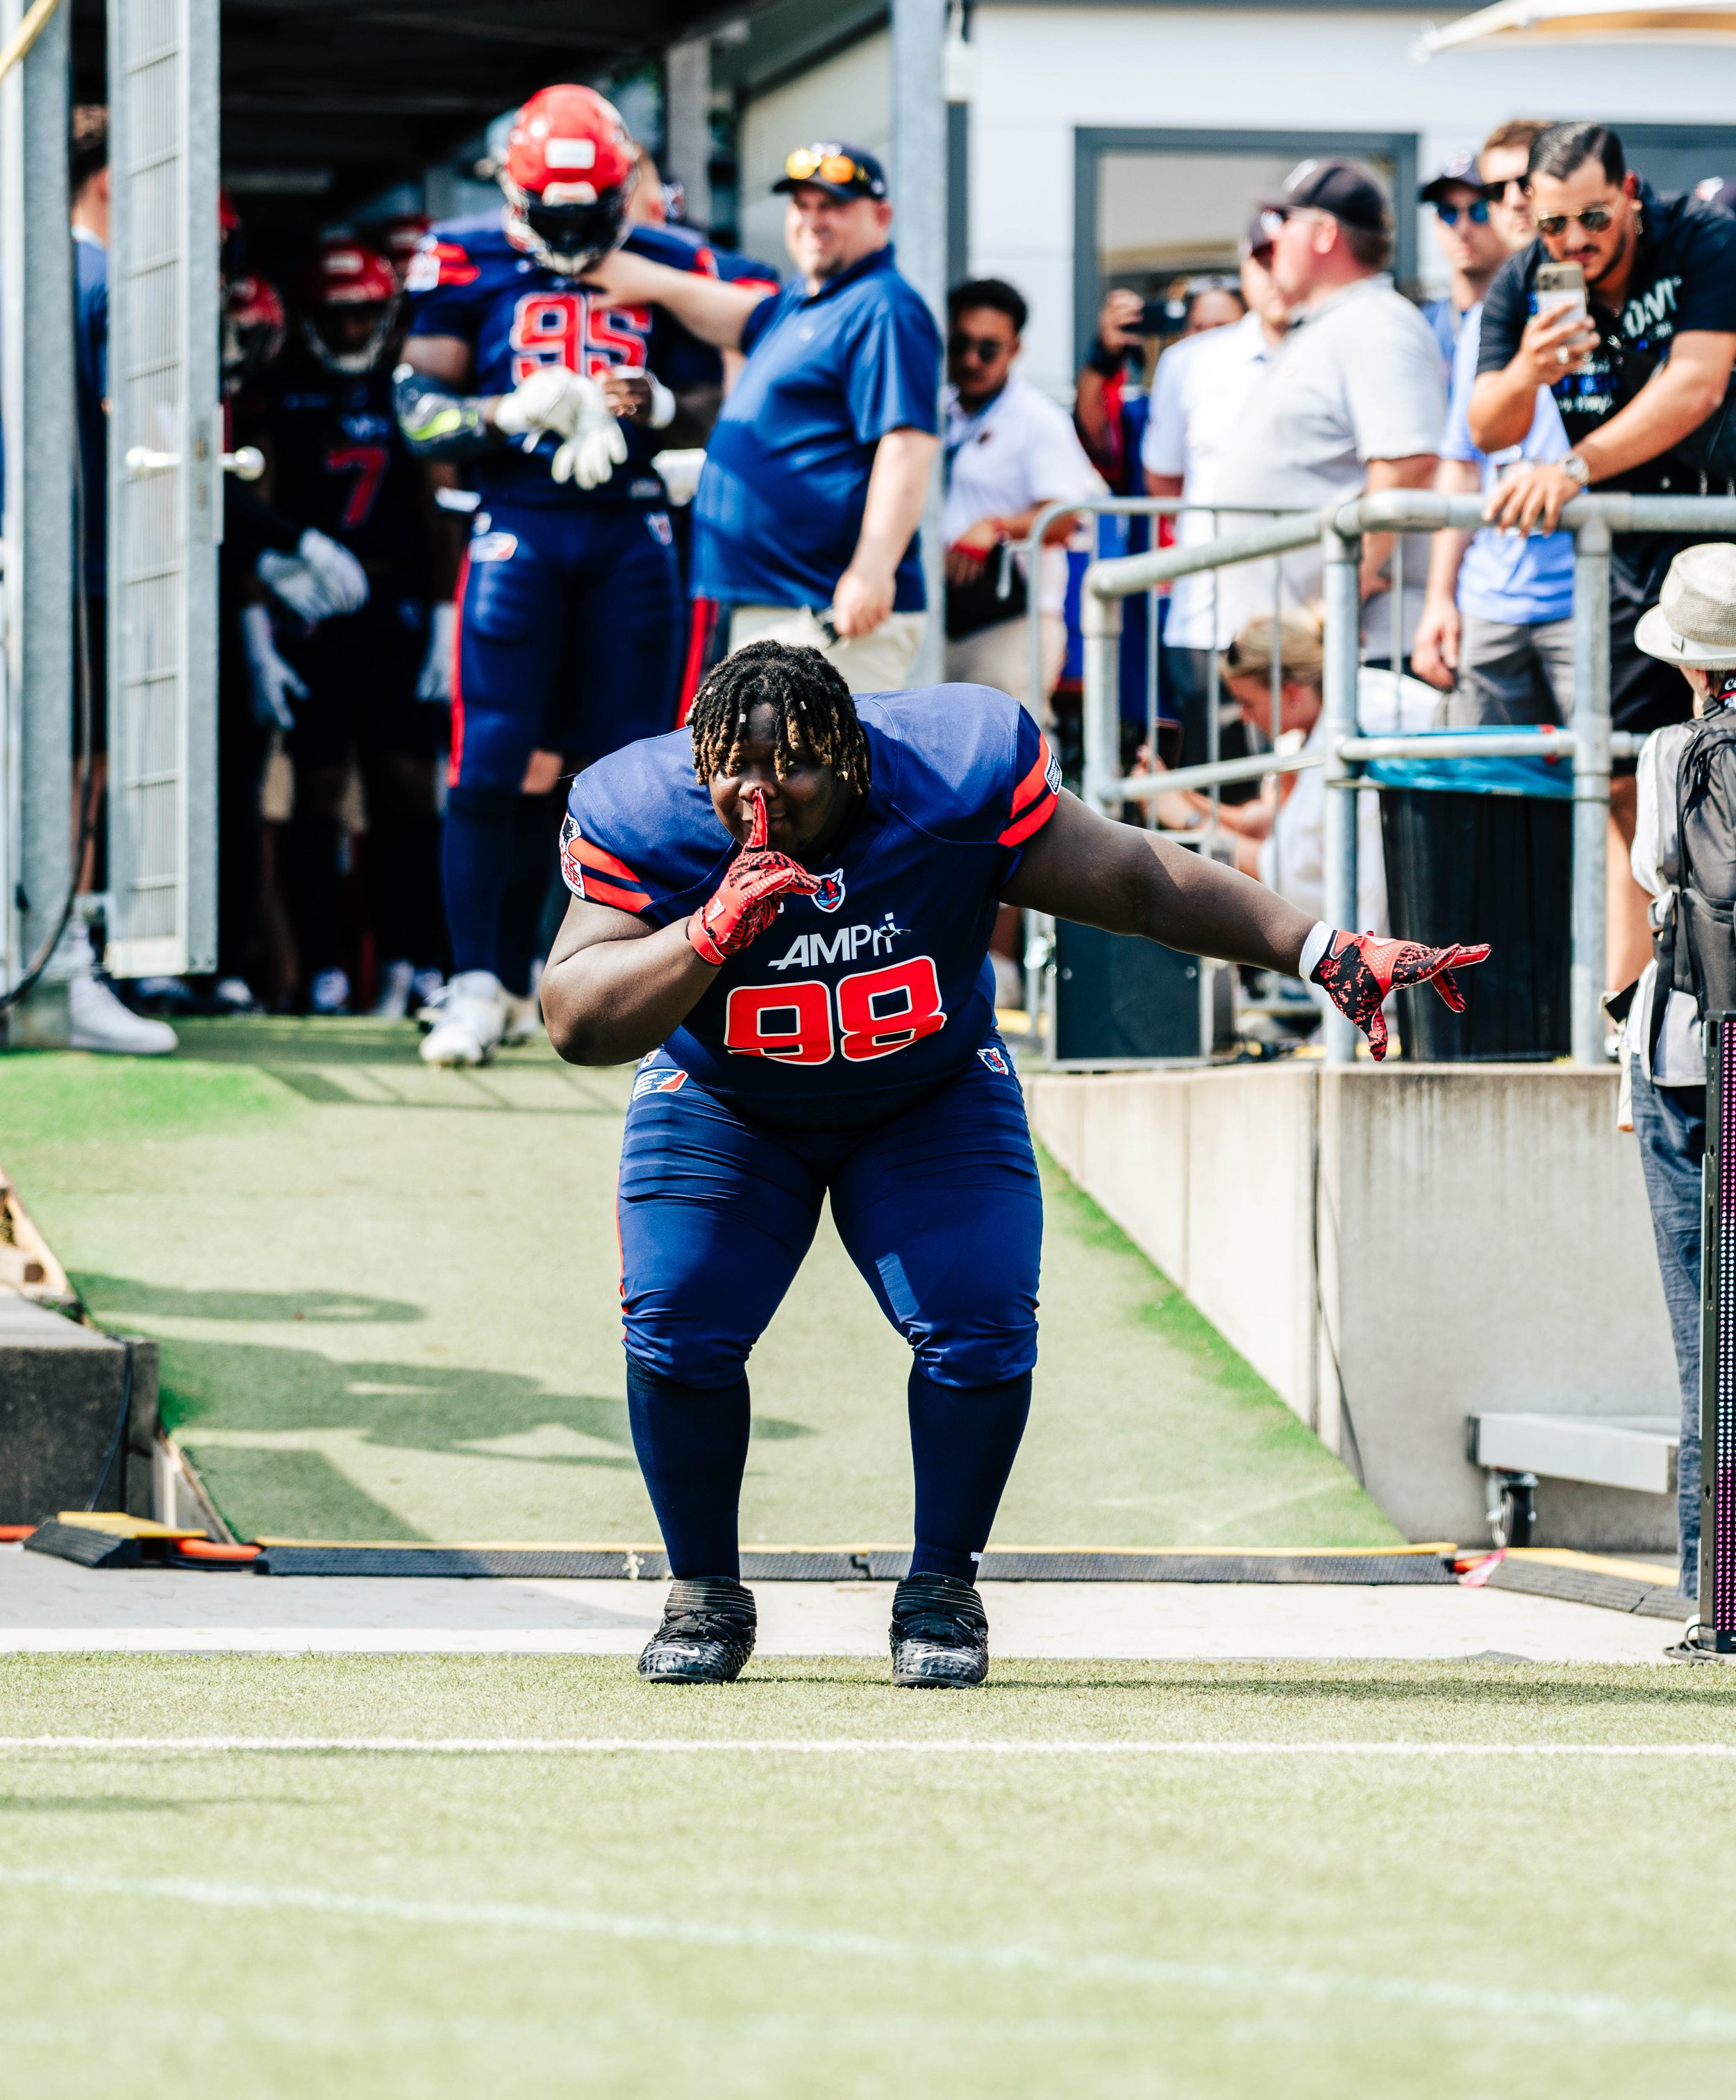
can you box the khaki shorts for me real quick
[944,613,1067,726]
[726,603,927,694]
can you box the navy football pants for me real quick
[617,1047,1042,1581]
[444,503,685,985]
[451,501,684,792]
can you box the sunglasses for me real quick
[949,331,1010,362]
[785,146,869,188]
[1535,206,1619,237]
[1435,199,1491,227]
[1480,176,1528,202]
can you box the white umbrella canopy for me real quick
[1424,0,1736,52]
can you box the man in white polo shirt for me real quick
[1213,158,1446,665]
[942,278,1105,719]
[1141,208,1290,769]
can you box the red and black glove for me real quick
[1310,931,1491,1062]
[687,790,821,967]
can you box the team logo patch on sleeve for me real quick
[812,871,846,913]
[632,1065,689,1099]
[560,814,651,912]
[977,1045,1010,1075]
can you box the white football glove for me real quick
[256,529,370,623]
[297,528,369,615]
[493,367,603,444]
[417,601,456,704]
[550,414,629,490]
[240,603,307,733]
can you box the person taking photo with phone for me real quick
[1471,120,1736,990]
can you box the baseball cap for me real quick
[1264,158,1390,233]
[1420,151,1482,203]
[774,142,889,202]
[1241,206,1285,260]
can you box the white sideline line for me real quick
[2,1865,1734,2040]
[4,1734,1736,1757]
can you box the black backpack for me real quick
[1663,712,1736,1026]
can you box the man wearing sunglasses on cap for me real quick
[585,142,942,694]
[1473,120,1736,989]
[1417,151,1512,374]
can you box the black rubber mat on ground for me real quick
[251,1545,1457,1584]
[1485,1557,1685,1619]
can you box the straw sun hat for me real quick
[1635,543,1736,669]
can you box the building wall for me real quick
[970,3,1736,398]
[738,28,893,270]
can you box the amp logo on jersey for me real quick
[632,1066,689,1099]
[812,870,846,913]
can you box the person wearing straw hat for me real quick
[1622,542,1736,1617]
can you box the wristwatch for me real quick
[1561,452,1592,488]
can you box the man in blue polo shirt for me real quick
[585,142,942,692]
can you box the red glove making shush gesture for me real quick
[687,790,821,967]
[1310,930,1492,1062]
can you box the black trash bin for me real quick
[1370,735,1572,1061]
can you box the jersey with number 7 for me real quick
[560,686,1060,1131]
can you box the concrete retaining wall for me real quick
[1027,1064,1678,1551]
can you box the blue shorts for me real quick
[452,501,684,791]
[617,1041,1042,1391]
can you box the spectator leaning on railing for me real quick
[941,278,1105,723]
[1212,158,1446,665]
[1471,122,1736,988]
[587,142,942,694]
[1412,119,1577,726]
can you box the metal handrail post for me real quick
[1570,514,1613,1067]
[1321,521,1362,1066]
[1080,579,1123,817]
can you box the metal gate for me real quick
[106,0,219,978]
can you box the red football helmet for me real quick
[499,84,637,278]
[222,271,286,390]
[374,212,432,285]
[299,239,401,375]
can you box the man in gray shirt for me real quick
[1214,160,1445,662]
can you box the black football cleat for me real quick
[889,1572,990,1688]
[637,1576,757,1683]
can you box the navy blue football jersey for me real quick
[264,359,431,588]
[404,217,771,510]
[562,686,1060,1129]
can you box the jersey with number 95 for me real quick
[562,686,1060,1131]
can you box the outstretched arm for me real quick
[1001,791,1488,1060]
[1000,790,1314,972]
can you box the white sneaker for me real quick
[310,967,351,1015]
[411,967,444,1011]
[68,974,178,1056]
[212,976,259,1013]
[372,958,416,1019]
[419,969,505,1067]
[501,987,543,1047]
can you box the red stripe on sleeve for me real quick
[1010,733,1053,817]
[998,790,1057,849]
[570,835,645,886]
[579,872,653,915]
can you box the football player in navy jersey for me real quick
[259,238,447,1018]
[542,641,1488,1688]
[394,83,758,1068]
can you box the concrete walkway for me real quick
[0,1543,1687,1662]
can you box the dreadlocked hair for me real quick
[689,640,871,797]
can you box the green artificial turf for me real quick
[0,1022,1394,1548]
[6,1655,1736,2099]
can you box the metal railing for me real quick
[1076,489,1736,1068]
